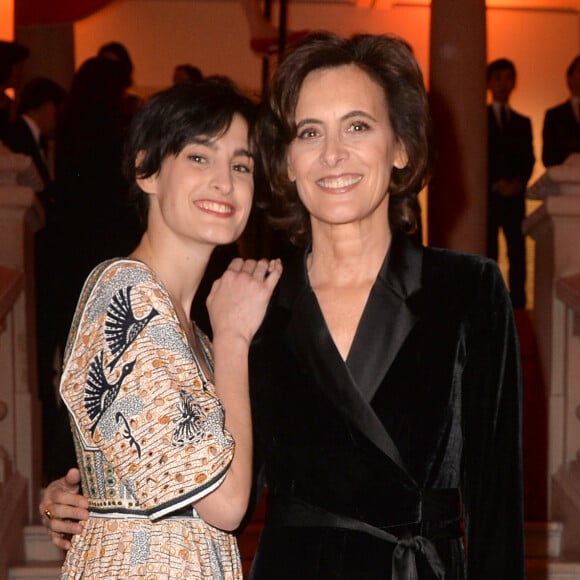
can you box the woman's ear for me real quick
[135,150,158,194]
[393,141,409,170]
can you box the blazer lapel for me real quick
[281,236,423,482]
[347,234,423,401]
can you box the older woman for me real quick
[247,33,523,579]
[41,33,523,579]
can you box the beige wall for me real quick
[74,0,578,178]
[73,1,432,98]
[487,6,579,181]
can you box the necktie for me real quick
[500,104,508,130]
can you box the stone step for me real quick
[526,558,580,580]
[8,525,65,580]
[10,520,577,579]
[22,526,65,564]
[525,521,564,559]
[8,562,61,580]
[9,556,580,580]
[8,558,580,580]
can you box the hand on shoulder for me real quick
[207,258,282,346]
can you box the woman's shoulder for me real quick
[423,246,500,279]
[421,246,507,305]
[88,258,160,289]
[79,258,170,315]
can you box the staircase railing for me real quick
[0,147,44,577]
[552,272,580,559]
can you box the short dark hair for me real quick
[0,40,29,85]
[487,58,516,81]
[98,41,134,88]
[123,77,257,228]
[17,77,66,115]
[566,54,580,78]
[174,64,203,84]
[256,32,430,245]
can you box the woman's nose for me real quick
[210,164,234,193]
[320,133,347,167]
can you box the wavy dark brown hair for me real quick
[256,32,432,245]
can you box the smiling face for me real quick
[287,64,407,238]
[139,113,254,248]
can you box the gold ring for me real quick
[44,509,54,520]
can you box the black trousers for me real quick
[486,192,526,308]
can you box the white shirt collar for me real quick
[21,114,42,145]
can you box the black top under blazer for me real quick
[487,105,534,190]
[248,234,524,579]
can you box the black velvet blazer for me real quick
[248,234,524,579]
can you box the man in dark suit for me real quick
[487,58,535,309]
[1,77,67,481]
[542,54,580,168]
[0,76,66,209]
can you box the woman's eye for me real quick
[350,121,370,132]
[296,127,318,140]
[233,163,253,174]
[188,154,206,163]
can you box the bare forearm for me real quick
[194,335,252,530]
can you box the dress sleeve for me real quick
[60,261,235,520]
[462,259,525,579]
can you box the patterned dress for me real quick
[60,258,242,579]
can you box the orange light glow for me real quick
[0,0,14,40]
[389,0,580,6]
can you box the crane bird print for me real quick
[105,285,159,370]
[85,351,136,436]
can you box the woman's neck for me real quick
[130,231,212,319]
[308,224,392,289]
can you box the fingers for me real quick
[40,499,86,550]
[42,500,89,524]
[63,467,82,487]
[49,530,73,551]
[264,258,283,290]
[226,257,244,273]
[228,258,281,279]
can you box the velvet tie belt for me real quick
[265,490,463,580]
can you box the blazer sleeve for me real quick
[60,261,235,520]
[462,260,524,579]
[519,116,535,186]
[542,107,571,168]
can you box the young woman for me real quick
[44,78,281,578]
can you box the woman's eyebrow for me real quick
[234,148,253,158]
[295,110,377,130]
[295,117,321,130]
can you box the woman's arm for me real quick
[194,258,281,530]
[40,258,282,540]
[463,260,524,579]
